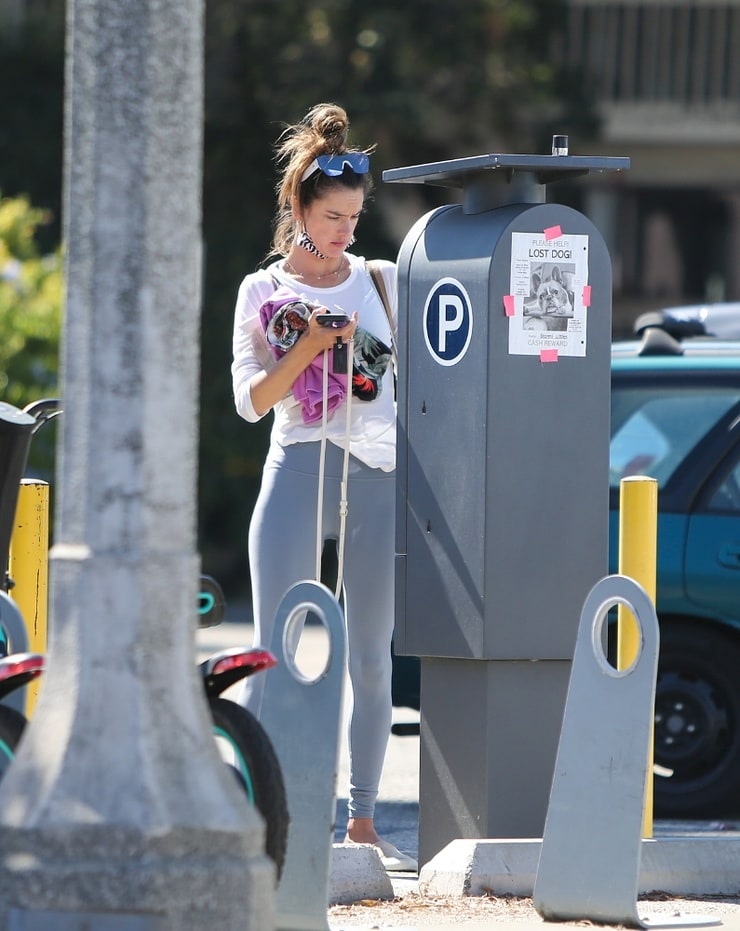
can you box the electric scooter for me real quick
[0,573,289,880]
[197,574,289,880]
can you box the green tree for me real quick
[200,0,599,595]
[0,1,599,596]
[0,192,63,478]
[0,193,62,407]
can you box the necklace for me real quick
[283,257,347,282]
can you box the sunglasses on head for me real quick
[301,152,370,183]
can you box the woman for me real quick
[231,103,415,872]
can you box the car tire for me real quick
[654,622,740,819]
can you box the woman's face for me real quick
[299,186,365,259]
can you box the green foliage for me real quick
[0,193,62,408]
[205,0,595,168]
[0,192,63,481]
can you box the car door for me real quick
[609,377,740,618]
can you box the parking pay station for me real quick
[384,142,630,866]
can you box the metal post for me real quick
[618,475,658,837]
[8,479,49,715]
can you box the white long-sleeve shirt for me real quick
[231,253,398,472]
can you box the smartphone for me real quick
[317,313,350,327]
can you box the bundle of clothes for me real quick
[260,285,392,424]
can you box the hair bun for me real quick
[306,103,349,151]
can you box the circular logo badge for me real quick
[422,278,473,366]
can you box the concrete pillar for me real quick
[0,1,274,927]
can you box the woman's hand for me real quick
[249,307,358,417]
[307,307,359,351]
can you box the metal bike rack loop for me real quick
[534,575,719,929]
[258,580,347,931]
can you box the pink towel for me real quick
[259,286,346,424]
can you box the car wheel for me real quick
[654,623,740,818]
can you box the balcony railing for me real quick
[563,2,740,105]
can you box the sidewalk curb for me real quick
[419,836,740,898]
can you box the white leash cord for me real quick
[335,340,353,598]
[315,338,354,598]
[315,351,329,581]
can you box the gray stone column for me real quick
[0,1,274,927]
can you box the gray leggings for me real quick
[239,440,395,820]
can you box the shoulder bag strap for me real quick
[366,260,397,367]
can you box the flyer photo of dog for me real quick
[522,264,575,332]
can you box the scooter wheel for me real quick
[208,697,289,881]
[0,704,26,781]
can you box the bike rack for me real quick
[258,580,346,931]
[534,575,718,928]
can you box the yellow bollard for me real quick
[617,475,658,838]
[8,479,50,717]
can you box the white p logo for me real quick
[437,295,464,353]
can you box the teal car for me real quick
[609,329,740,818]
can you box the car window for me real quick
[706,451,740,513]
[610,387,740,489]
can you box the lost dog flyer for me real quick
[508,231,590,357]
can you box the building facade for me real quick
[561,0,740,332]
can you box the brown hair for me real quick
[269,103,374,258]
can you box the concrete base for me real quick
[0,825,274,929]
[329,845,395,906]
[419,836,740,898]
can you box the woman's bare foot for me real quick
[344,817,418,872]
[345,816,381,845]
